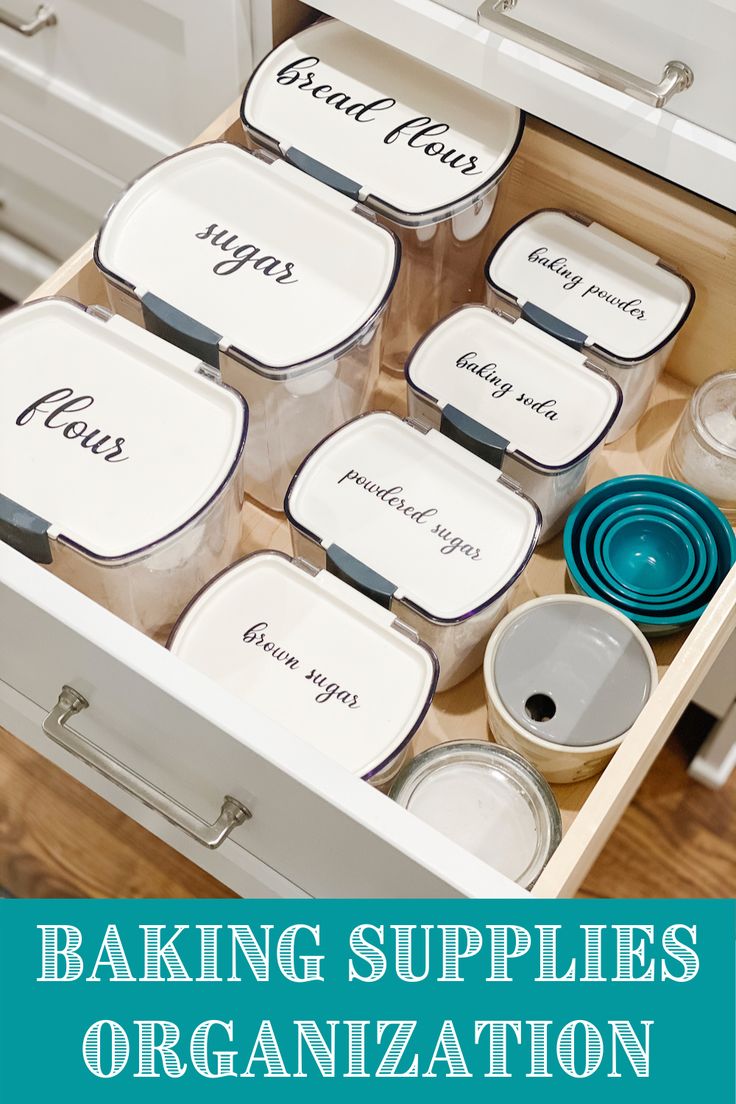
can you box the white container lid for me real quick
[407,306,622,472]
[0,299,246,560]
[242,19,523,227]
[168,551,438,779]
[486,210,694,364]
[95,142,399,375]
[285,412,540,622]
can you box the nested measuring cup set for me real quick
[1,19,733,887]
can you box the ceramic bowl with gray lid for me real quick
[483,594,659,782]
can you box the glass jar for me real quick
[389,741,561,889]
[666,371,736,523]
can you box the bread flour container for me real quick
[241,18,524,375]
[406,305,622,540]
[285,411,540,690]
[0,298,247,636]
[168,551,438,786]
[94,141,399,511]
[485,210,694,439]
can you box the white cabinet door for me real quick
[0,114,122,261]
[0,0,254,151]
[0,543,525,899]
[0,0,261,217]
[693,630,736,720]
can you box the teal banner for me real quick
[0,899,732,1100]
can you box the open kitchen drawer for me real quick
[2,62,736,897]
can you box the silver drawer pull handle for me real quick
[478,0,693,109]
[43,685,251,849]
[0,3,57,36]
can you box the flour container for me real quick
[168,550,438,786]
[285,411,540,690]
[0,298,247,636]
[406,305,622,540]
[94,141,399,511]
[485,210,694,439]
[242,18,523,375]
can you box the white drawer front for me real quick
[692,630,736,719]
[0,544,524,899]
[0,0,254,162]
[306,0,736,209]
[0,50,174,181]
[0,114,122,260]
[472,0,735,141]
[0,228,56,299]
[0,678,305,898]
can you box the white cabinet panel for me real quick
[0,1,264,293]
[0,680,305,898]
[692,630,736,719]
[0,113,122,261]
[0,49,177,180]
[0,228,56,299]
[0,0,254,150]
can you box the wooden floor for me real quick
[0,706,732,899]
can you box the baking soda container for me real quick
[406,304,621,540]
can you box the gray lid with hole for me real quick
[493,599,654,746]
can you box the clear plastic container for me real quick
[0,298,247,637]
[285,411,540,690]
[406,305,622,540]
[485,210,694,440]
[241,18,523,375]
[94,141,399,511]
[168,550,439,787]
[666,371,736,523]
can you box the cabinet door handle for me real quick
[43,685,251,849]
[477,0,693,109]
[0,4,56,35]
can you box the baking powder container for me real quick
[485,210,694,439]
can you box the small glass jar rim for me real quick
[389,741,562,889]
[690,371,736,460]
